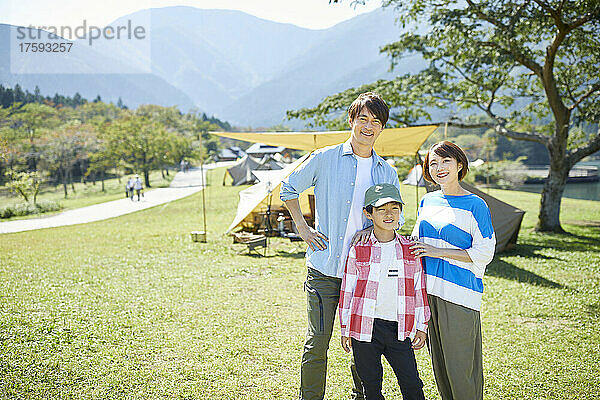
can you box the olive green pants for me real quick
[300,268,364,400]
[428,295,483,400]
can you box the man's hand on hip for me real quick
[297,224,329,251]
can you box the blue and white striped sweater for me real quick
[412,191,495,311]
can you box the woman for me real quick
[410,141,495,400]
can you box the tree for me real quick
[5,170,45,204]
[185,111,221,162]
[104,113,173,188]
[75,123,113,192]
[293,0,600,232]
[39,124,89,198]
[8,103,59,171]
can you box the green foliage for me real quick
[0,199,61,219]
[393,156,417,180]
[0,84,88,109]
[1,92,233,190]
[5,170,45,203]
[183,111,222,161]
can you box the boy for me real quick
[339,183,430,400]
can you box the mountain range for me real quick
[1,7,423,128]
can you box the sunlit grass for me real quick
[0,179,598,399]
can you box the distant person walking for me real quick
[133,174,144,201]
[180,159,186,173]
[125,177,134,199]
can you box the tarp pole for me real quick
[199,131,207,241]
[415,152,419,219]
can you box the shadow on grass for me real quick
[502,231,600,260]
[501,243,558,260]
[585,303,600,319]
[239,250,306,259]
[273,250,306,259]
[486,258,564,289]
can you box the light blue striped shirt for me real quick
[280,140,401,278]
[412,191,496,310]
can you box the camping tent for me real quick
[226,154,312,234]
[459,183,525,252]
[246,143,286,157]
[210,125,439,156]
[403,165,426,187]
[226,154,284,186]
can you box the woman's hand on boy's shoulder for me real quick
[351,226,373,246]
[341,336,352,353]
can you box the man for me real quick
[280,92,403,400]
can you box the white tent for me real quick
[403,164,426,187]
[226,153,313,234]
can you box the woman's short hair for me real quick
[348,92,389,127]
[422,141,469,182]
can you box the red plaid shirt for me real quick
[339,232,430,342]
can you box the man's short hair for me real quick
[348,92,389,127]
[422,141,470,182]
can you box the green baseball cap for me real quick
[364,183,404,208]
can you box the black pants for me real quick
[352,319,425,400]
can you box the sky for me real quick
[2,0,382,30]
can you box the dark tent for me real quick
[422,182,526,253]
[460,183,525,252]
[226,155,284,186]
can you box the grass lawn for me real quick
[1,173,599,399]
[0,170,174,221]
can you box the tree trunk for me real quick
[535,143,568,233]
[144,170,151,188]
[101,170,105,192]
[69,168,76,192]
[62,169,68,199]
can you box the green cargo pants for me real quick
[427,295,483,400]
[300,268,364,400]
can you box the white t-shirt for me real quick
[339,155,373,274]
[374,240,400,321]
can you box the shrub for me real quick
[471,159,527,189]
[0,200,62,219]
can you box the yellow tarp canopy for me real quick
[210,125,439,157]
